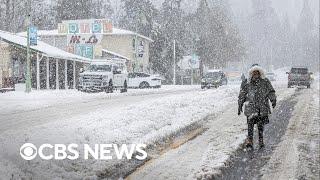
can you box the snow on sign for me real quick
[29,26,37,46]
[58,19,113,34]
[58,19,112,59]
[67,34,103,45]
[75,44,94,59]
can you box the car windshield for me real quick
[128,73,136,78]
[291,68,308,74]
[88,65,111,72]
[205,72,222,79]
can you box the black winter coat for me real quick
[238,77,277,123]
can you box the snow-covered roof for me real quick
[207,69,223,73]
[0,30,91,63]
[17,28,153,42]
[17,29,64,37]
[102,49,131,61]
[90,58,126,65]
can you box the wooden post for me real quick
[36,53,40,90]
[73,60,76,89]
[64,60,68,89]
[46,57,50,89]
[56,59,59,89]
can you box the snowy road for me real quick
[261,86,320,180]
[0,86,200,133]
[220,89,300,180]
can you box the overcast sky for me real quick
[230,0,319,26]
[144,0,319,27]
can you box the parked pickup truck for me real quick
[78,60,128,93]
[287,67,312,88]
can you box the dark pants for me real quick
[247,116,267,143]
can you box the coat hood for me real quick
[248,65,266,82]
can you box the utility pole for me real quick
[173,39,176,85]
[134,11,142,73]
[134,21,138,73]
[25,0,31,93]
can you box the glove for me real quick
[238,105,243,115]
[272,101,276,109]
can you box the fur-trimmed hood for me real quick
[248,65,266,82]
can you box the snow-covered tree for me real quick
[157,0,185,83]
[247,0,282,70]
[194,0,245,73]
[56,0,93,21]
[31,0,56,30]
[294,0,319,71]
[119,0,157,37]
[0,0,28,32]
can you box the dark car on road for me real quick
[201,70,228,89]
[287,67,312,88]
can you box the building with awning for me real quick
[17,19,153,73]
[0,30,91,90]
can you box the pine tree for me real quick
[277,13,293,67]
[248,0,281,70]
[119,0,157,37]
[195,0,244,73]
[157,0,185,83]
[297,0,315,35]
[101,0,114,20]
[56,0,94,21]
[31,0,56,30]
[0,0,27,32]
[295,0,318,70]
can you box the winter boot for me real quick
[259,138,265,149]
[245,138,253,149]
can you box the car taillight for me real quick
[288,74,291,80]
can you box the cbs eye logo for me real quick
[20,143,37,160]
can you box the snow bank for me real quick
[0,85,199,114]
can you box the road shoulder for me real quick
[261,88,320,180]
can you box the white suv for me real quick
[128,72,162,89]
[78,60,128,93]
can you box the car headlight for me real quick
[201,79,206,82]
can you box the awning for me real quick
[0,30,91,63]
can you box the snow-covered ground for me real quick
[128,71,315,180]
[0,84,241,179]
[127,84,296,180]
[261,78,320,180]
[0,85,199,115]
[0,69,313,179]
